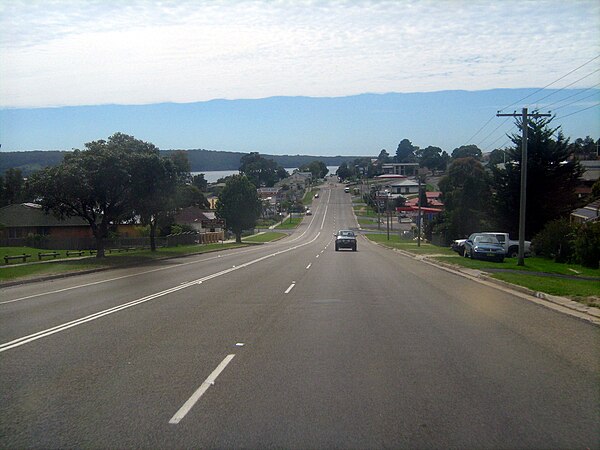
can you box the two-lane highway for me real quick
[1,184,598,448]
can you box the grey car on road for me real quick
[335,229,357,251]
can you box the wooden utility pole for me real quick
[496,108,551,266]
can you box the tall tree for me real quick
[29,133,160,257]
[129,152,179,251]
[239,152,287,187]
[191,173,208,192]
[416,146,448,172]
[491,116,583,239]
[395,139,418,163]
[438,157,492,238]
[451,144,482,160]
[377,149,390,164]
[299,160,329,179]
[216,175,262,243]
[0,168,26,207]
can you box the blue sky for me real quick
[0,1,599,155]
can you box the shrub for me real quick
[531,218,575,262]
[24,233,48,248]
[574,221,600,269]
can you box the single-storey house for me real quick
[173,207,224,232]
[571,199,600,224]
[0,202,142,247]
[0,203,91,240]
[389,179,420,195]
[381,163,419,176]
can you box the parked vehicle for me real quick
[451,239,467,256]
[480,232,531,258]
[314,193,319,198]
[452,232,531,258]
[306,209,312,215]
[464,233,505,262]
[334,229,357,251]
[344,187,350,193]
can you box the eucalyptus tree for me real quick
[216,175,262,243]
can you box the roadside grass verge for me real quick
[358,218,378,225]
[0,243,246,282]
[434,255,600,278]
[302,188,319,205]
[365,234,455,256]
[353,206,378,218]
[275,217,303,229]
[243,232,286,243]
[364,235,599,304]
[490,272,600,307]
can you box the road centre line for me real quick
[0,247,260,305]
[284,283,296,294]
[306,263,312,269]
[0,231,321,353]
[1,207,326,306]
[169,354,235,424]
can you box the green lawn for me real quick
[365,234,455,255]
[364,235,599,304]
[275,217,303,229]
[302,188,319,205]
[491,273,599,307]
[0,243,247,282]
[353,206,378,218]
[243,232,287,243]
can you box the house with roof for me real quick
[173,207,224,232]
[0,202,142,248]
[381,163,419,177]
[571,199,600,224]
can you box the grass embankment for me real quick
[275,217,303,230]
[0,243,247,282]
[303,188,319,205]
[365,234,600,306]
[353,205,379,218]
[243,232,287,243]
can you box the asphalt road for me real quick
[1,185,599,449]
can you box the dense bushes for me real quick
[574,221,600,269]
[532,219,600,268]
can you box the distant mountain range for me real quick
[0,149,359,175]
[1,89,597,165]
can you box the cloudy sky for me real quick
[2,0,599,109]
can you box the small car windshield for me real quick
[339,230,355,237]
[474,235,499,244]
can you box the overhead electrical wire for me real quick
[551,90,600,112]
[499,53,600,112]
[556,103,600,119]
[544,82,600,109]
[476,117,512,148]
[527,68,600,107]
[459,115,495,147]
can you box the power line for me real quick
[556,102,600,119]
[527,68,600,107]
[476,117,512,147]
[460,115,495,147]
[499,54,600,112]
[544,83,600,109]
[551,91,600,112]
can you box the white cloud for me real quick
[1,0,599,107]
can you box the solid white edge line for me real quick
[284,283,296,294]
[169,354,235,424]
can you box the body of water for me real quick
[193,166,338,183]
